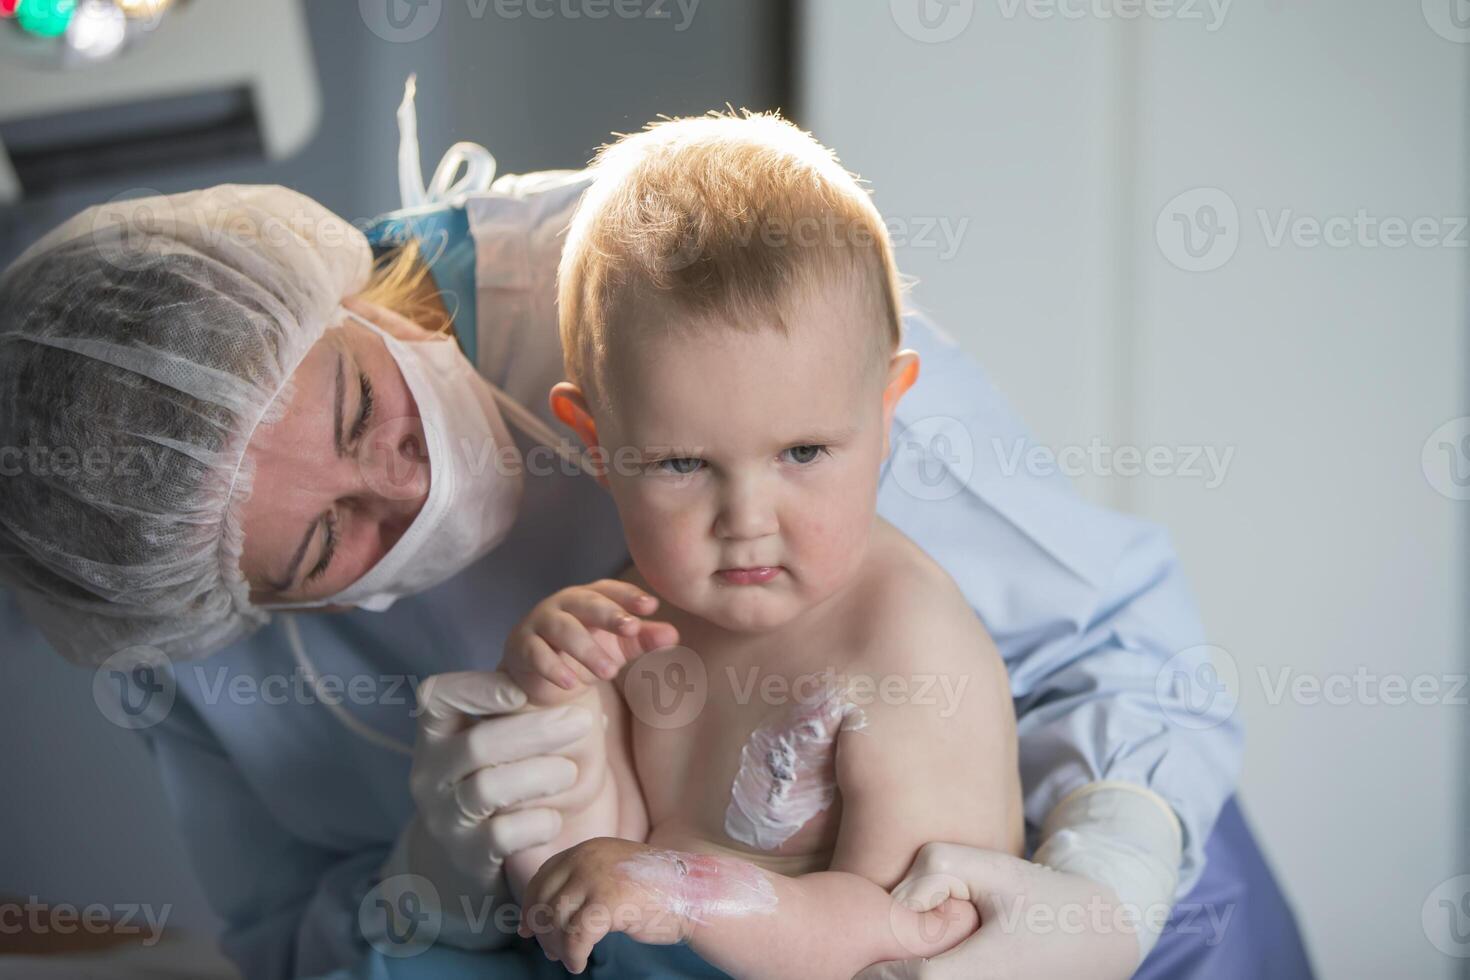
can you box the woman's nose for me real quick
[358,415,431,515]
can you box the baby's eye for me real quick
[783,445,829,465]
[656,457,705,475]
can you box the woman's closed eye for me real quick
[301,365,372,590]
[349,372,375,446]
[304,511,339,585]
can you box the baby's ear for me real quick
[549,382,608,488]
[881,350,920,456]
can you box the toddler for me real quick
[500,111,1023,978]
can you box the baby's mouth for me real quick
[714,566,782,586]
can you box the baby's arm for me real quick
[499,579,678,904]
[503,682,647,906]
[521,593,1022,976]
[684,587,1023,977]
[521,610,1020,979]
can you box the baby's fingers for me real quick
[626,619,680,657]
[516,634,588,692]
[563,907,614,975]
[583,579,661,618]
[540,889,590,966]
[558,589,651,641]
[541,609,626,681]
[520,852,575,934]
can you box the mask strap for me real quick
[339,306,600,480]
[284,616,414,756]
[488,386,601,481]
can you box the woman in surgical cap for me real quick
[0,82,1313,980]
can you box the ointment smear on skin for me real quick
[618,849,779,924]
[724,679,868,850]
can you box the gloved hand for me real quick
[381,670,599,950]
[855,781,1182,980]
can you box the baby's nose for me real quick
[715,481,778,540]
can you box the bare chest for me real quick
[629,653,869,874]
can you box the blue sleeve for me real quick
[876,312,1243,895]
[142,694,385,980]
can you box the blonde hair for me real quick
[558,109,906,411]
[353,237,456,336]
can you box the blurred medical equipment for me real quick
[0,0,317,200]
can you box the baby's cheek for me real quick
[622,505,706,592]
[787,487,874,585]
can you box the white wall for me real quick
[802,2,1466,977]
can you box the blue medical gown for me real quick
[133,178,1305,979]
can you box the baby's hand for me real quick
[504,580,679,703]
[517,838,695,973]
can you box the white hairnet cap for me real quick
[0,185,372,665]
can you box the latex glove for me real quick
[856,781,1182,980]
[381,670,599,950]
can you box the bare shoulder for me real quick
[828,521,1025,868]
[844,518,1002,681]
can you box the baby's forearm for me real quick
[506,763,622,905]
[686,867,978,980]
[506,682,648,905]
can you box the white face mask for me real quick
[272,308,579,613]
